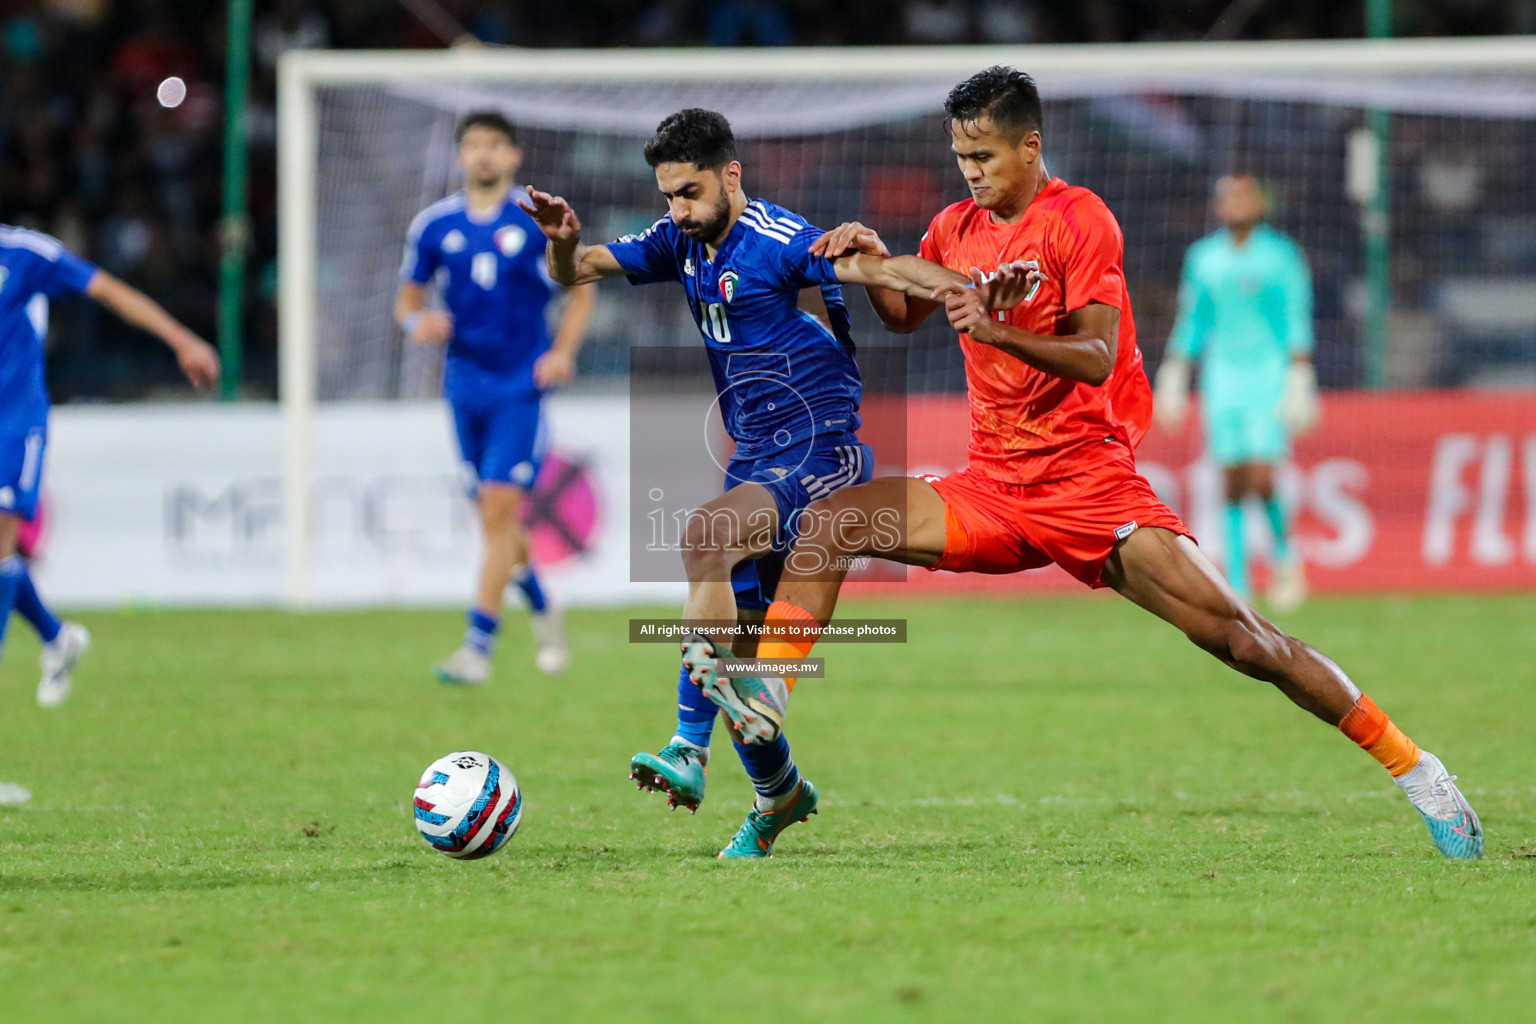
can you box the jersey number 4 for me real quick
[471,251,497,290]
[697,301,731,343]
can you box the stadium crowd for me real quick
[0,0,1524,400]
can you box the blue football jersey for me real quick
[400,192,557,399]
[0,226,97,436]
[607,199,862,459]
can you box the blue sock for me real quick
[513,565,548,613]
[733,733,800,806]
[0,556,23,653]
[14,564,61,644]
[1263,495,1291,563]
[674,662,718,748]
[1223,501,1250,598]
[464,609,500,656]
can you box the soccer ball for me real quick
[413,751,523,859]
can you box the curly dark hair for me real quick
[944,66,1042,141]
[455,110,518,145]
[643,109,737,170]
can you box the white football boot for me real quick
[1394,751,1484,860]
[0,782,32,805]
[434,645,491,686]
[1267,555,1308,614]
[680,634,788,745]
[37,621,90,708]
[531,605,569,676]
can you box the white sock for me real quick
[669,735,709,764]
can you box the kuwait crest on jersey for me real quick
[495,225,527,256]
[719,269,739,304]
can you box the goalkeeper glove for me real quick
[1280,360,1320,437]
[1153,357,1191,430]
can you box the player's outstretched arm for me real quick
[829,251,965,303]
[518,187,626,287]
[85,270,220,389]
[810,222,936,334]
[828,251,1038,324]
[945,289,1119,386]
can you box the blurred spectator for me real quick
[903,0,970,44]
[255,0,329,70]
[708,1,793,46]
[979,1,1036,43]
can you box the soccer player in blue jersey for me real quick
[1155,174,1318,611]
[396,111,597,687]
[0,224,220,706]
[522,108,1024,857]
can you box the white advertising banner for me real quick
[33,398,685,607]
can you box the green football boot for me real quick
[718,779,819,859]
[629,742,708,813]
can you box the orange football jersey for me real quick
[919,177,1152,484]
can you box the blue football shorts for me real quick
[0,426,45,520]
[450,390,546,496]
[727,432,873,612]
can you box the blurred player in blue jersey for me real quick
[395,111,597,687]
[0,224,220,707]
[522,108,1023,857]
[1155,174,1318,612]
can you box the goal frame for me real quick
[277,35,1536,606]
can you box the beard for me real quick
[676,192,733,244]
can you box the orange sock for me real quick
[1338,695,1422,778]
[757,600,821,691]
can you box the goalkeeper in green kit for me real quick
[1155,174,1318,611]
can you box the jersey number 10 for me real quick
[698,301,731,344]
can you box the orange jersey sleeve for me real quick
[1052,194,1127,313]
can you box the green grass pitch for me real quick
[1,594,1533,1022]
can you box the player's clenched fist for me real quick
[533,349,576,388]
[517,186,582,243]
[406,310,454,345]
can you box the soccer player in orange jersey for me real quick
[681,66,1482,860]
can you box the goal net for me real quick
[279,39,1536,603]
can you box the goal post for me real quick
[277,37,1536,606]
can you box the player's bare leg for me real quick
[633,484,786,810]
[698,476,949,742]
[1102,527,1481,858]
[774,477,949,619]
[1244,461,1307,612]
[487,482,566,676]
[435,483,558,684]
[0,514,23,661]
[1220,463,1256,600]
[1103,527,1350,719]
[476,483,529,614]
[679,482,780,636]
